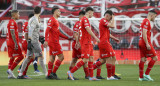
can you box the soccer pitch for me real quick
[0,65,160,86]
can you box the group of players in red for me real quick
[6,6,158,81]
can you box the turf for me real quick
[0,64,160,86]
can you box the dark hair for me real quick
[104,10,114,16]
[11,10,18,14]
[34,6,41,14]
[79,10,85,15]
[28,13,34,19]
[85,7,94,12]
[52,6,59,14]
[149,10,157,14]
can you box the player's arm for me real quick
[10,29,18,50]
[28,19,36,50]
[86,27,100,43]
[110,34,120,43]
[107,15,115,28]
[142,29,151,50]
[73,31,79,43]
[59,31,73,40]
[73,31,80,49]
[43,26,51,48]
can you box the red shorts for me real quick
[81,44,93,59]
[72,42,81,59]
[22,39,27,55]
[49,43,63,56]
[98,42,115,59]
[7,44,23,58]
[139,42,157,58]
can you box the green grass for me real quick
[0,64,160,86]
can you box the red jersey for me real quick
[73,21,80,42]
[22,22,28,39]
[99,18,110,44]
[80,16,91,45]
[139,18,151,44]
[7,19,19,45]
[45,17,68,45]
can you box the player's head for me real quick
[11,10,20,20]
[52,6,61,17]
[79,10,85,20]
[28,13,34,19]
[104,10,114,21]
[148,10,157,21]
[34,6,41,14]
[85,7,94,18]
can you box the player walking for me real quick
[44,6,72,79]
[7,10,24,79]
[138,10,157,81]
[17,6,47,79]
[93,10,121,80]
[67,7,100,81]
[68,10,90,80]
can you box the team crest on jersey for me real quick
[104,20,106,22]
[49,20,51,22]
[85,20,87,22]
[76,25,78,27]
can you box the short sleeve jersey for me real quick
[139,18,151,43]
[73,21,80,42]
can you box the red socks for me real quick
[112,65,115,76]
[106,64,112,78]
[93,61,102,70]
[71,60,84,73]
[139,61,145,78]
[23,58,34,75]
[96,68,101,77]
[69,66,73,71]
[48,61,53,76]
[53,59,62,73]
[83,67,89,77]
[8,58,15,69]
[145,59,156,75]
[11,56,23,71]
[88,61,93,77]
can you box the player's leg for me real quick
[93,58,106,70]
[67,58,88,80]
[8,57,15,70]
[68,58,79,80]
[7,57,15,79]
[47,55,55,79]
[69,58,78,71]
[111,56,121,79]
[139,57,148,81]
[17,55,33,79]
[106,57,117,80]
[22,58,34,79]
[144,56,157,81]
[88,56,94,78]
[52,54,64,79]
[34,42,47,76]
[96,65,105,79]
[33,57,40,73]
[83,62,89,79]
